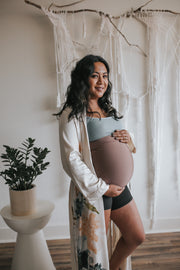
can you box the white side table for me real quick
[0,200,56,270]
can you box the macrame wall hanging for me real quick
[140,13,180,226]
[25,0,180,228]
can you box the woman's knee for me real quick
[125,229,145,247]
[135,230,145,246]
[132,230,145,246]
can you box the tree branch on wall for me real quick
[23,0,152,57]
[24,0,180,57]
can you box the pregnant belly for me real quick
[90,136,134,187]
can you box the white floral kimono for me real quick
[59,107,131,270]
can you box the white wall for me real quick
[0,0,180,242]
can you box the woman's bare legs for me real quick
[108,199,145,270]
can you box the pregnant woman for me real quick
[58,55,145,270]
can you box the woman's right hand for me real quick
[104,184,125,197]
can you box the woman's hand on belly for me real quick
[112,129,130,144]
[112,129,136,153]
[104,184,125,197]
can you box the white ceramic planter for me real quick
[9,185,37,216]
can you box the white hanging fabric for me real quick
[43,8,78,107]
[139,13,180,226]
[174,18,180,197]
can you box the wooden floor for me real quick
[0,232,180,270]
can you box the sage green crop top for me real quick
[86,116,123,142]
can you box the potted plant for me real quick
[0,138,50,216]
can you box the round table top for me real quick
[0,200,55,221]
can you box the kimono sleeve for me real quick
[59,110,109,203]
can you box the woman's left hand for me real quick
[112,129,131,144]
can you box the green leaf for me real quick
[0,138,50,190]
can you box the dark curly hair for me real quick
[55,54,122,120]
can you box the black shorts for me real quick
[103,186,133,210]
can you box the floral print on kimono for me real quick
[72,187,106,270]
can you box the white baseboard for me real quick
[0,225,70,243]
[0,218,180,243]
[143,217,180,234]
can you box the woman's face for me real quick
[88,62,109,101]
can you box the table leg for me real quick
[11,230,56,270]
